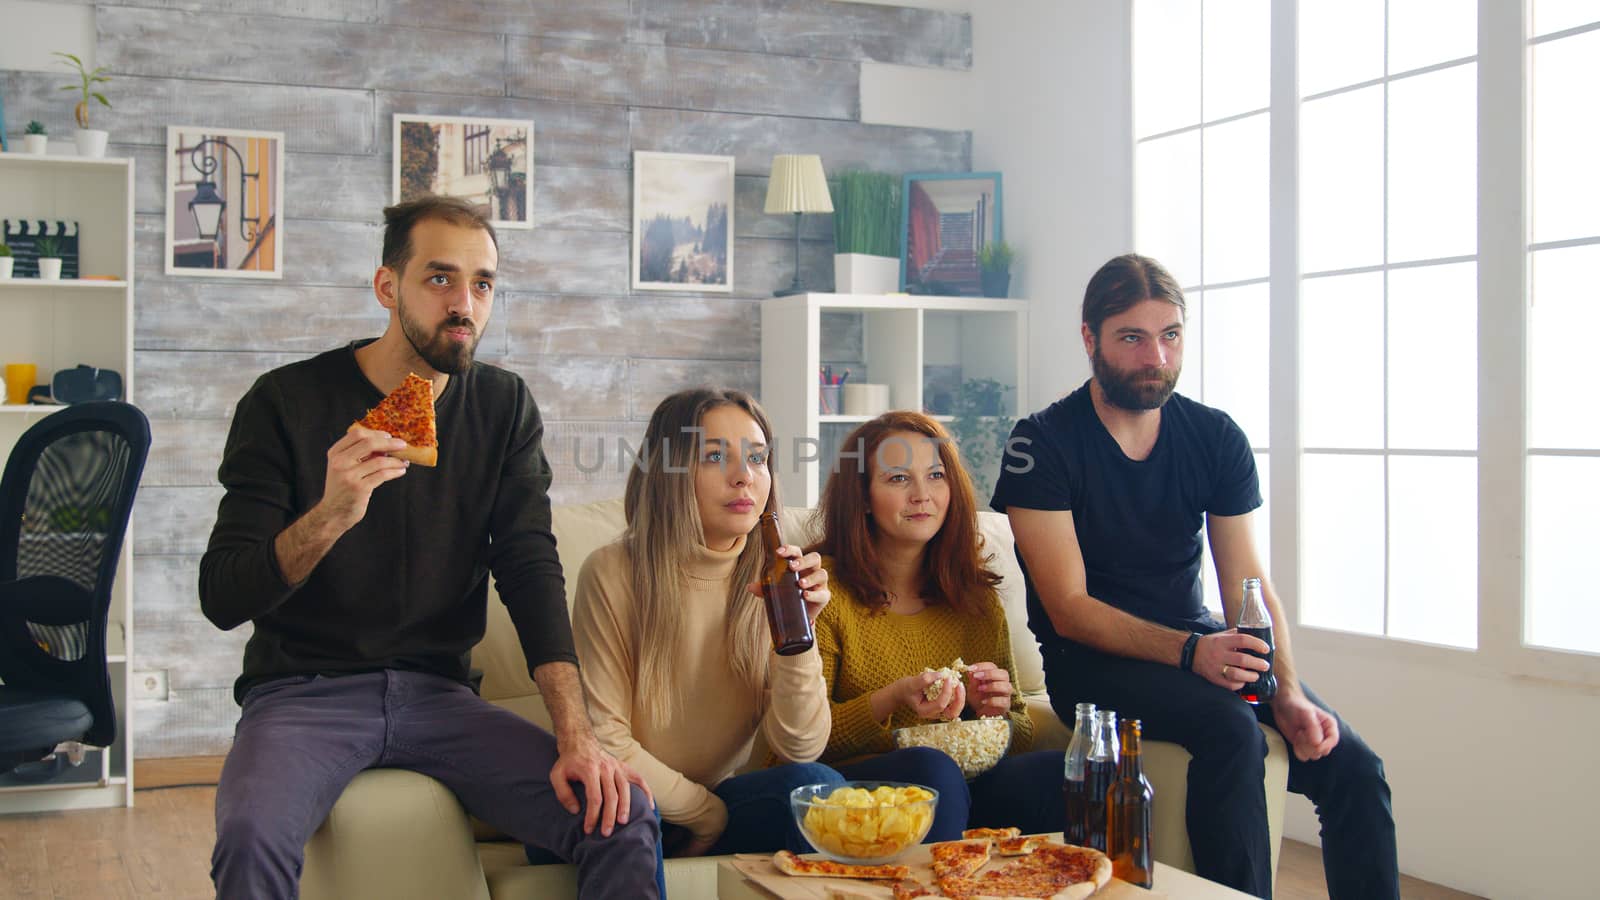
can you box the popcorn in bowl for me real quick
[892,716,1012,779]
[790,781,938,864]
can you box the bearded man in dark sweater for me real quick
[199,197,660,900]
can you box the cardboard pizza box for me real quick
[730,840,1167,900]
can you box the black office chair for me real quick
[0,402,150,780]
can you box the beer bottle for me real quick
[1236,577,1278,704]
[1106,718,1154,888]
[758,512,815,655]
[1083,709,1118,852]
[1062,702,1096,846]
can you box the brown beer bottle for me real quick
[1106,718,1154,888]
[758,512,815,655]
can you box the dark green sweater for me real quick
[199,342,573,703]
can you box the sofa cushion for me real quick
[976,510,1046,697]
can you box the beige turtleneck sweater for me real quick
[571,536,831,842]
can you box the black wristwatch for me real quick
[1179,632,1201,672]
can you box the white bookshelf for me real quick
[0,154,136,812]
[760,292,1028,508]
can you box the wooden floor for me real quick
[0,779,1479,900]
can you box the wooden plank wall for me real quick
[0,0,971,756]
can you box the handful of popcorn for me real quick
[922,657,969,703]
[793,782,938,863]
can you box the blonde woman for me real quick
[570,388,842,859]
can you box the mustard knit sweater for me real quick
[814,562,1034,765]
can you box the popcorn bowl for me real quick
[892,716,1012,779]
[790,781,939,864]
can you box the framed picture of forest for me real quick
[631,151,734,292]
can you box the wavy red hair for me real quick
[810,410,1001,615]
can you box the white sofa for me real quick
[300,500,1288,899]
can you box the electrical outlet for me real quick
[133,669,169,701]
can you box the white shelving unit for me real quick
[0,153,136,812]
[761,292,1028,508]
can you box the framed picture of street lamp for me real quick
[165,126,285,278]
[392,114,533,229]
[631,151,734,292]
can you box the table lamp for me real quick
[764,154,833,296]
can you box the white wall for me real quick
[0,0,93,72]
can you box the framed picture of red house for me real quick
[899,172,1003,296]
[165,126,285,278]
[393,114,533,229]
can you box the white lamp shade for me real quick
[764,154,834,214]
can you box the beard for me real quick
[398,289,479,375]
[1092,345,1178,411]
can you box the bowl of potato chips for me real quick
[790,781,939,864]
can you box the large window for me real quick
[1298,0,1479,649]
[1132,0,1272,616]
[1134,1,1598,670]
[1526,4,1600,654]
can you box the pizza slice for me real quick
[965,843,1113,900]
[994,835,1049,857]
[929,838,992,880]
[771,849,912,881]
[962,827,1022,844]
[348,372,438,467]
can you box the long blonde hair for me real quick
[622,388,782,723]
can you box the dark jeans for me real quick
[1043,643,1398,900]
[837,746,1068,842]
[213,670,660,900]
[654,761,845,857]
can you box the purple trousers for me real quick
[211,670,659,900]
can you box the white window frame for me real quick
[1135,0,1600,685]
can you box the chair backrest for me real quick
[0,402,151,748]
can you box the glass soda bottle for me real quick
[1106,718,1154,888]
[1084,709,1118,852]
[1062,702,1096,846]
[1236,577,1278,704]
[758,512,815,655]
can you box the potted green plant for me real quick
[830,170,901,295]
[0,243,13,279]
[35,236,63,280]
[54,51,111,158]
[23,120,48,155]
[978,240,1015,299]
[946,378,1016,502]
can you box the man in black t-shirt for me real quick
[199,197,661,899]
[992,254,1397,899]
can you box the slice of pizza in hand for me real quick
[349,372,438,467]
[771,850,911,881]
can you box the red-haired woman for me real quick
[809,411,1065,842]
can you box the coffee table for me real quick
[716,857,1256,899]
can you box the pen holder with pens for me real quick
[819,384,842,415]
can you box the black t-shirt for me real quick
[989,381,1260,652]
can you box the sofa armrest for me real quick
[301,768,491,900]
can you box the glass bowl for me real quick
[891,716,1012,779]
[790,780,939,864]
